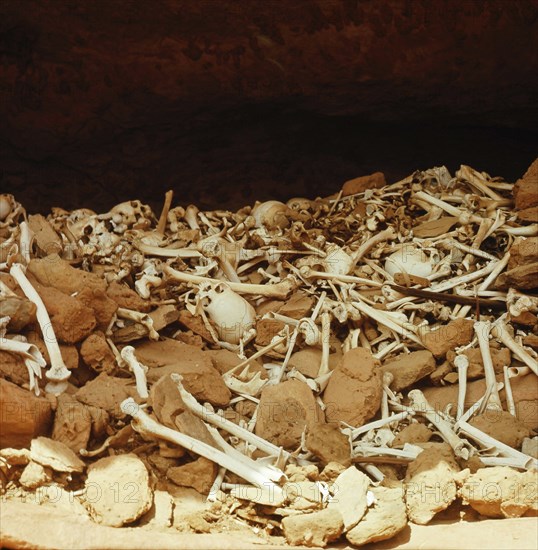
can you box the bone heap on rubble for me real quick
[1,160,537,548]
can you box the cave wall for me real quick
[1,0,538,214]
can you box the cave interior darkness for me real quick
[1,0,538,216]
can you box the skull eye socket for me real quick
[201,296,211,308]
[215,283,225,294]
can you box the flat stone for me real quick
[255,379,324,449]
[346,486,407,546]
[404,443,460,525]
[167,456,217,495]
[282,508,344,547]
[85,454,153,527]
[0,378,53,449]
[381,350,436,392]
[134,339,231,407]
[323,347,382,427]
[342,172,386,196]
[30,436,85,473]
[328,466,371,531]
[420,318,474,359]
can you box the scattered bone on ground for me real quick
[1,159,537,548]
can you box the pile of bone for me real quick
[0,159,537,548]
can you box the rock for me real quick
[167,457,217,495]
[516,206,538,223]
[85,454,153,527]
[323,347,382,427]
[19,461,52,489]
[134,339,231,407]
[514,159,538,210]
[76,373,137,417]
[283,480,325,511]
[420,318,474,359]
[278,291,315,318]
[381,350,436,392]
[469,410,532,448]
[404,443,461,525]
[282,508,344,547]
[422,373,538,431]
[27,214,63,256]
[255,379,324,448]
[255,318,285,346]
[52,393,92,453]
[25,331,80,372]
[30,436,85,473]
[177,309,214,342]
[76,286,118,331]
[328,466,371,531]
[0,378,53,449]
[149,374,215,447]
[80,331,117,374]
[346,486,407,546]
[523,333,538,350]
[288,347,341,378]
[522,437,538,459]
[285,463,320,482]
[460,466,538,518]
[496,263,538,290]
[106,280,151,312]
[0,350,31,387]
[508,237,538,269]
[342,172,386,196]
[305,422,351,467]
[205,348,266,379]
[0,295,36,331]
[26,276,96,343]
[392,422,433,447]
[139,489,174,528]
[319,461,347,482]
[447,346,511,379]
[27,255,106,295]
[149,304,180,331]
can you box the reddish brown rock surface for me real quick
[0,378,52,448]
[323,347,382,427]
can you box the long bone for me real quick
[9,263,70,394]
[120,397,285,502]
